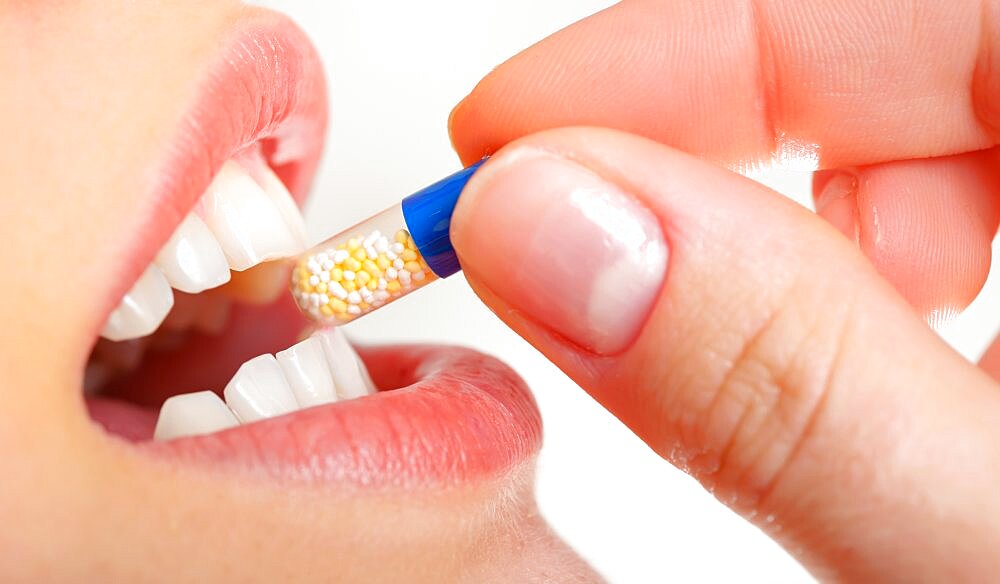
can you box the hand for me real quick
[448,1,1000,580]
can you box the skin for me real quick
[5,0,999,581]
[448,0,1000,581]
[0,2,594,582]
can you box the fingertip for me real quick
[812,152,1000,321]
[447,95,480,167]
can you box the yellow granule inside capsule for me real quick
[292,227,435,324]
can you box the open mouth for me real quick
[81,12,541,488]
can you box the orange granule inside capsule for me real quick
[291,229,433,324]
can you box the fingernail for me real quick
[455,152,668,354]
[816,171,860,243]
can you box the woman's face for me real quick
[0,2,595,581]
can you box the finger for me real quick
[450,0,1000,169]
[980,335,1000,382]
[813,149,1000,321]
[451,127,1000,580]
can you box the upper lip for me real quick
[89,9,542,487]
[99,9,328,336]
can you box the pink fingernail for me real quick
[816,171,860,243]
[457,153,668,354]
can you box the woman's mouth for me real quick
[82,10,541,488]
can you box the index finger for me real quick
[450,0,1000,169]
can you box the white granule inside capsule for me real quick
[291,228,434,324]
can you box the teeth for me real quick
[223,354,299,423]
[199,160,308,272]
[153,391,239,441]
[101,265,175,342]
[317,328,377,399]
[99,158,303,344]
[152,330,377,440]
[253,161,311,248]
[276,336,338,408]
[154,213,231,294]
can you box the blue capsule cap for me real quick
[400,159,486,278]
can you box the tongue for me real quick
[104,294,308,408]
[86,397,159,441]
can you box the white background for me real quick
[255,2,999,581]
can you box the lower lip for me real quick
[125,344,542,487]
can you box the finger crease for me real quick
[755,287,860,515]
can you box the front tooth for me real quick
[316,328,377,399]
[101,265,175,342]
[223,354,299,422]
[276,336,338,408]
[253,161,310,246]
[154,213,231,294]
[153,391,240,441]
[199,160,308,272]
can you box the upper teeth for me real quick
[101,160,307,342]
[154,213,231,294]
[100,265,175,342]
[153,328,376,441]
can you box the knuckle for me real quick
[684,288,857,514]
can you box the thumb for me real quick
[451,127,1000,581]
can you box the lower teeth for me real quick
[150,328,374,441]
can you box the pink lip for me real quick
[104,10,328,327]
[142,345,542,486]
[91,10,543,487]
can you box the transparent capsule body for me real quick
[291,160,486,326]
[291,204,437,325]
